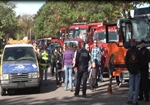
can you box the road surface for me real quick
[0,71,150,105]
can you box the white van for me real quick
[0,44,40,96]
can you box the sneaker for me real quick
[118,83,122,87]
[138,98,143,101]
[145,98,149,102]
[82,94,86,98]
[74,93,79,97]
[127,101,132,104]
[70,89,73,92]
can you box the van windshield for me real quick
[3,47,36,62]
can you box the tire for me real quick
[1,87,5,96]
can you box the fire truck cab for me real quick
[117,7,150,83]
[87,22,104,45]
[59,27,67,40]
[90,25,125,81]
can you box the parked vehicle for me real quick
[0,43,40,96]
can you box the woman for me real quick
[55,47,64,85]
[50,49,56,77]
[62,43,74,91]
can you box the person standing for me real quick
[91,40,101,87]
[50,49,56,77]
[74,41,90,98]
[125,39,141,105]
[107,53,115,94]
[72,45,78,87]
[38,44,50,85]
[99,46,107,82]
[62,43,74,91]
[55,47,63,86]
[138,40,150,102]
[89,61,97,92]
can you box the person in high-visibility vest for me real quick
[38,44,50,86]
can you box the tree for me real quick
[34,1,150,39]
[0,2,18,40]
[17,14,34,40]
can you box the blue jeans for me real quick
[99,64,104,81]
[128,72,140,104]
[64,65,73,90]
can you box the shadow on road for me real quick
[1,77,150,105]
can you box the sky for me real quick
[12,1,46,16]
[12,2,150,16]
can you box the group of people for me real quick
[33,38,150,103]
[33,39,109,98]
[125,39,150,105]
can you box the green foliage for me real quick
[34,1,150,39]
[0,2,18,40]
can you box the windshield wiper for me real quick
[17,58,35,62]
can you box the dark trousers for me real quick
[75,70,88,95]
[56,69,65,84]
[89,78,96,90]
[95,63,100,87]
[139,71,149,100]
[51,62,56,76]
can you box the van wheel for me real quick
[1,87,6,96]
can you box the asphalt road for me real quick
[0,71,150,105]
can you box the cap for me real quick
[139,40,145,44]
[130,39,136,43]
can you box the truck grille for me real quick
[9,73,29,82]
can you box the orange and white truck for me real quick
[90,24,128,85]
[117,7,150,83]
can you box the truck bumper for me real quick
[1,79,40,89]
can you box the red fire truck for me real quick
[64,22,103,48]
[64,22,89,48]
[59,27,67,40]
[87,22,103,45]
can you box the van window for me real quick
[3,47,36,62]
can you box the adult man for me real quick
[125,39,141,105]
[91,40,101,85]
[38,44,50,85]
[138,40,150,102]
[74,41,90,98]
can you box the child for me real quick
[107,53,115,94]
[89,61,97,92]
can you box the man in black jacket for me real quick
[125,39,141,105]
[138,40,150,102]
[74,41,90,98]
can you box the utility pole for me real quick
[30,28,31,40]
